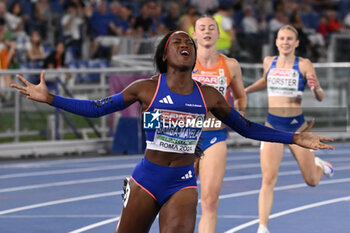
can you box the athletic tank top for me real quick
[144,73,207,154]
[192,54,232,100]
[266,56,306,98]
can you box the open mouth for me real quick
[180,50,190,57]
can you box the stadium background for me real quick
[0,0,349,157]
[0,1,350,233]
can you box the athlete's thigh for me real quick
[158,188,198,233]
[288,144,316,177]
[116,178,160,233]
[199,141,227,197]
[287,121,317,176]
[260,141,284,175]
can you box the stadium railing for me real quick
[0,61,349,158]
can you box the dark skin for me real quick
[11,32,333,233]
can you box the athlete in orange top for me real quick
[192,15,247,233]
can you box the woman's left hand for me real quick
[293,120,334,150]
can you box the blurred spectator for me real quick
[241,6,266,62]
[189,0,218,14]
[213,5,235,55]
[0,2,7,21]
[43,41,65,69]
[258,13,268,36]
[148,1,166,34]
[133,2,156,54]
[0,32,17,69]
[108,1,123,36]
[88,1,120,59]
[42,40,71,87]
[326,9,341,34]
[0,17,6,41]
[25,30,45,62]
[117,5,134,36]
[61,3,84,60]
[290,10,311,57]
[133,2,154,38]
[0,0,339,66]
[256,0,274,18]
[242,6,259,34]
[31,0,50,40]
[68,0,85,11]
[269,10,288,33]
[178,5,200,35]
[343,9,350,32]
[0,32,17,101]
[317,15,329,39]
[163,2,180,32]
[6,1,28,39]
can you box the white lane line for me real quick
[66,213,261,233]
[0,191,121,215]
[225,157,350,170]
[65,178,350,233]
[2,165,350,194]
[0,155,143,169]
[2,155,349,180]
[224,195,350,233]
[67,213,261,233]
[0,214,117,218]
[68,217,120,233]
[216,215,258,219]
[217,177,350,201]
[222,164,350,182]
[0,164,135,179]
[1,146,347,169]
[0,176,126,193]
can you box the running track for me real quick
[1,143,349,233]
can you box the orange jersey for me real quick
[192,54,232,100]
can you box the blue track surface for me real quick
[1,143,349,233]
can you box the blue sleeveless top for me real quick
[144,73,207,154]
[266,56,306,98]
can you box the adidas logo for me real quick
[181,170,193,179]
[159,95,174,104]
[290,118,299,124]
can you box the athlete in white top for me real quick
[245,25,334,233]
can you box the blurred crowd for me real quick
[0,0,350,92]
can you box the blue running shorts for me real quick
[267,113,305,133]
[198,129,227,151]
[131,157,197,205]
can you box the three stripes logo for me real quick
[181,170,193,180]
[159,95,174,104]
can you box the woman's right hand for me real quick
[11,70,53,104]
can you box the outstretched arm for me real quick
[245,56,272,94]
[11,70,146,118]
[220,108,333,150]
[245,77,267,94]
[204,86,334,150]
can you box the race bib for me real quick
[193,74,227,96]
[152,109,204,153]
[267,68,302,98]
